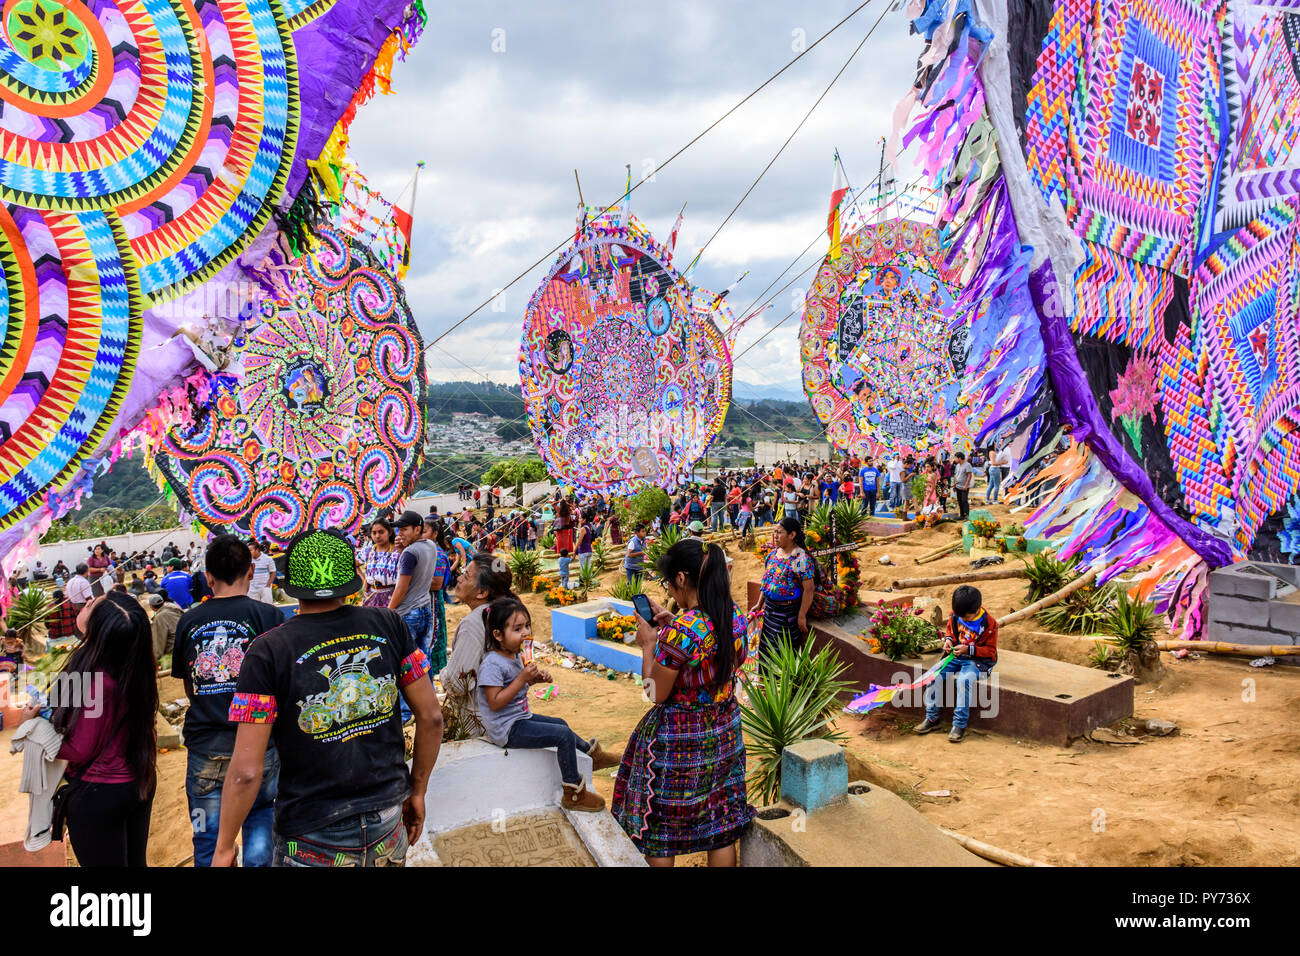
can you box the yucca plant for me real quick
[645,524,682,568]
[1021,551,1078,603]
[591,537,610,571]
[804,503,834,547]
[609,575,646,601]
[576,559,600,595]
[831,498,870,544]
[1038,583,1115,634]
[506,549,541,591]
[540,530,556,551]
[6,587,52,651]
[1100,590,1160,658]
[739,634,851,806]
[1086,641,1116,670]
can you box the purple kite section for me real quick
[1026,260,1234,568]
[288,0,414,198]
[0,0,417,560]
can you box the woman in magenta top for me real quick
[25,591,158,866]
[86,544,111,583]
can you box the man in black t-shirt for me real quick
[173,535,284,866]
[213,529,443,868]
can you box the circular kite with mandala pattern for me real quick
[800,218,969,459]
[155,226,427,547]
[518,211,731,492]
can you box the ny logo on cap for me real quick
[308,554,336,586]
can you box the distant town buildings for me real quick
[424,412,534,456]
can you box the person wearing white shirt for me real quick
[248,540,278,604]
[987,446,1011,504]
[66,564,93,637]
[885,455,906,510]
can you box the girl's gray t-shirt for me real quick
[475,651,531,745]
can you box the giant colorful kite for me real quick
[153,225,426,547]
[0,0,426,568]
[892,0,1300,635]
[519,207,733,492]
[800,218,971,458]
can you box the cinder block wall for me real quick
[1206,564,1300,646]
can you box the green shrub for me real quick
[739,635,851,805]
[506,549,541,591]
[609,576,645,601]
[1038,583,1115,635]
[576,559,600,594]
[645,524,682,569]
[1022,551,1078,602]
[1100,590,1160,657]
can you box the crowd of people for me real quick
[10,445,1011,868]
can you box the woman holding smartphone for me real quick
[612,538,753,866]
[22,591,158,866]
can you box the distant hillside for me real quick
[716,398,822,450]
[425,381,524,421]
[423,381,819,451]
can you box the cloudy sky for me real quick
[348,0,921,396]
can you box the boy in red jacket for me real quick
[914,585,998,742]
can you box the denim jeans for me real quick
[578,552,593,572]
[505,713,590,785]
[863,490,877,515]
[624,567,643,583]
[273,804,408,867]
[187,748,279,867]
[924,658,987,729]
[987,466,1003,503]
[400,604,433,721]
[710,502,727,531]
[889,481,904,508]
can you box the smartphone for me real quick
[90,576,107,598]
[631,593,655,624]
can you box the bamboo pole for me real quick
[1154,640,1300,657]
[914,541,963,565]
[999,567,1101,626]
[867,529,914,545]
[893,567,1029,589]
[938,828,1053,867]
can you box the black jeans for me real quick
[863,490,877,515]
[956,487,970,518]
[65,779,155,867]
[506,714,590,785]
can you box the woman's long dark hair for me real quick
[370,518,394,546]
[778,516,821,590]
[656,539,736,679]
[51,591,158,797]
[778,516,806,550]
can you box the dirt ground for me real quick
[4,500,1298,866]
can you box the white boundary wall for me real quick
[26,481,557,569]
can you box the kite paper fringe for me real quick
[1006,441,1207,640]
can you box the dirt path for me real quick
[6,509,1298,866]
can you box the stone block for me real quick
[1268,601,1300,639]
[1206,595,1272,629]
[1207,620,1288,647]
[780,739,848,813]
[156,713,181,750]
[1209,567,1275,600]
